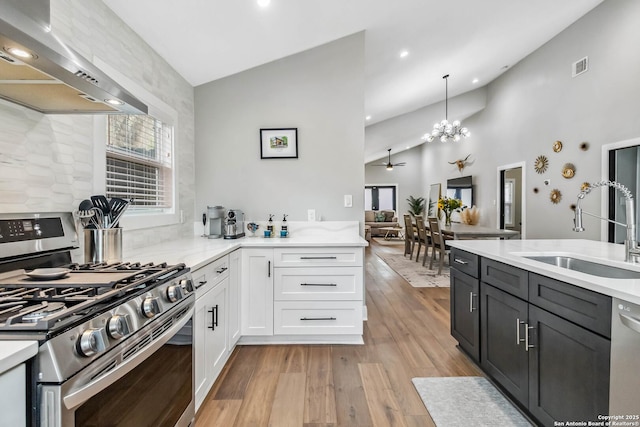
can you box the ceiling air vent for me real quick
[572,56,588,78]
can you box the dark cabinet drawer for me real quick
[481,258,528,300]
[528,273,612,338]
[450,248,479,278]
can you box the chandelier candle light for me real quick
[424,74,470,143]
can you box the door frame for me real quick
[496,161,526,239]
[601,136,640,242]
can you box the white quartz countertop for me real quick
[125,232,367,271]
[448,239,640,305]
[0,341,38,375]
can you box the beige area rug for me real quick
[374,241,450,287]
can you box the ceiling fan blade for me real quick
[393,162,407,166]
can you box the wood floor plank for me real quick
[268,372,306,427]
[332,345,375,426]
[211,345,261,400]
[282,345,308,373]
[195,399,242,426]
[304,346,337,424]
[232,345,288,426]
[359,363,408,427]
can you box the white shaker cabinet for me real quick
[228,249,241,347]
[240,249,274,336]
[193,255,229,412]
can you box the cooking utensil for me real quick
[79,199,93,211]
[109,198,131,228]
[74,209,96,228]
[91,195,110,228]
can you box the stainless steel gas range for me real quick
[0,212,195,427]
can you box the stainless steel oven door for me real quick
[39,298,194,427]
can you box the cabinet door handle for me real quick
[268,260,271,277]
[300,317,337,321]
[454,258,469,265]
[216,267,227,274]
[301,283,338,287]
[299,256,337,260]
[525,323,535,351]
[208,306,218,331]
[516,318,525,345]
[469,292,477,312]
[197,280,208,289]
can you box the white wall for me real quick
[415,0,640,240]
[194,33,365,225]
[0,0,195,252]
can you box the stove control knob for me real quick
[166,284,184,302]
[107,314,131,339]
[142,297,161,318]
[180,278,194,293]
[77,329,107,357]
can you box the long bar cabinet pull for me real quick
[268,260,271,277]
[469,292,477,312]
[300,317,337,321]
[301,283,338,287]
[216,267,228,274]
[454,258,469,265]
[208,305,219,331]
[516,318,526,345]
[299,256,338,260]
[525,323,535,351]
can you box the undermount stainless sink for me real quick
[525,256,640,279]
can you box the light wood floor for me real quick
[195,240,482,426]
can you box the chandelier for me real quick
[424,74,470,143]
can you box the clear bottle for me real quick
[280,214,288,237]
[266,214,274,238]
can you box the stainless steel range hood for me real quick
[0,0,147,114]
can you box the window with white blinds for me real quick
[106,115,174,210]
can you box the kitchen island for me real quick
[447,238,640,426]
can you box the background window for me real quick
[364,185,397,210]
[106,115,174,211]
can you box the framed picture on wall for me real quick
[260,128,298,159]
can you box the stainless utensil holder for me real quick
[84,228,122,264]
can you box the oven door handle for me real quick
[62,305,194,410]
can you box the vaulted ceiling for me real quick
[104,0,603,158]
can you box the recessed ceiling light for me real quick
[5,47,35,59]
[400,50,409,58]
[365,115,371,121]
[472,78,479,84]
[257,0,271,7]
[105,99,124,106]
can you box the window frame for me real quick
[92,57,180,231]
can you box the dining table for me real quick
[432,221,520,240]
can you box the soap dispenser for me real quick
[266,214,274,238]
[280,214,288,238]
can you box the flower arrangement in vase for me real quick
[438,197,466,226]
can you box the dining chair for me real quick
[428,217,449,275]
[414,215,429,264]
[403,214,417,259]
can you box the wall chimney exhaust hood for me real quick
[0,0,147,114]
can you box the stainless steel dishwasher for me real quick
[610,297,640,416]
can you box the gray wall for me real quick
[364,145,425,217]
[416,0,640,240]
[0,0,196,251]
[194,33,365,224]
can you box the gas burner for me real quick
[22,301,66,323]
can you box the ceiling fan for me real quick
[373,149,406,170]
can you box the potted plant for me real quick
[406,196,425,218]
